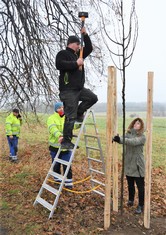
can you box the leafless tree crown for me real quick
[0,0,138,114]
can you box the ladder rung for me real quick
[92,189,105,197]
[48,171,64,181]
[89,168,105,175]
[91,179,105,187]
[84,134,98,138]
[85,122,95,126]
[72,134,78,138]
[43,183,59,195]
[35,196,53,211]
[86,146,100,151]
[55,158,69,166]
[88,157,103,163]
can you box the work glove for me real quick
[112,135,120,143]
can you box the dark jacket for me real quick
[56,34,93,91]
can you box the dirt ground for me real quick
[1,144,166,235]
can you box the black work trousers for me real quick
[126,175,145,206]
[59,88,98,142]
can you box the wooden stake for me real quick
[112,67,118,212]
[144,72,154,228]
[104,66,115,229]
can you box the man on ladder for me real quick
[56,21,98,150]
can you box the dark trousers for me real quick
[7,136,18,156]
[126,175,145,206]
[49,148,72,179]
[59,88,98,142]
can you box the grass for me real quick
[1,200,9,210]
[8,189,20,195]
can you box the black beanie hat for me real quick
[13,108,19,113]
[67,35,80,45]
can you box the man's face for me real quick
[13,112,19,117]
[68,42,80,52]
[57,106,64,116]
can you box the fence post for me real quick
[112,67,118,212]
[144,72,154,228]
[104,66,116,229]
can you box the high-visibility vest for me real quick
[5,113,21,137]
[47,112,64,148]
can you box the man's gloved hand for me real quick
[112,135,120,143]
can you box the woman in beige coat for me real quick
[113,118,146,214]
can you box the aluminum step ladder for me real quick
[33,109,105,218]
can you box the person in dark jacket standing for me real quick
[113,118,146,214]
[56,27,98,149]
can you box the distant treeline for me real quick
[1,102,166,117]
[93,102,166,117]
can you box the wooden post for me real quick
[112,67,118,212]
[104,66,115,229]
[144,72,154,228]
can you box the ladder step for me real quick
[91,178,105,187]
[55,158,69,166]
[48,171,64,181]
[85,122,95,126]
[88,157,103,163]
[89,168,105,175]
[35,196,53,211]
[43,183,59,195]
[92,189,105,197]
[84,134,98,138]
[86,146,100,151]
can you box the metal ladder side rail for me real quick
[89,167,106,197]
[83,110,105,196]
[84,111,105,170]
[33,109,91,218]
[90,110,105,173]
[33,147,63,209]
[83,110,105,173]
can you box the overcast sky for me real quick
[94,0,166,103]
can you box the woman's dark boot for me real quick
[135,205,144,214]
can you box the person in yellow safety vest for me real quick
[47,102,74,189]
[5,108,22,162]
